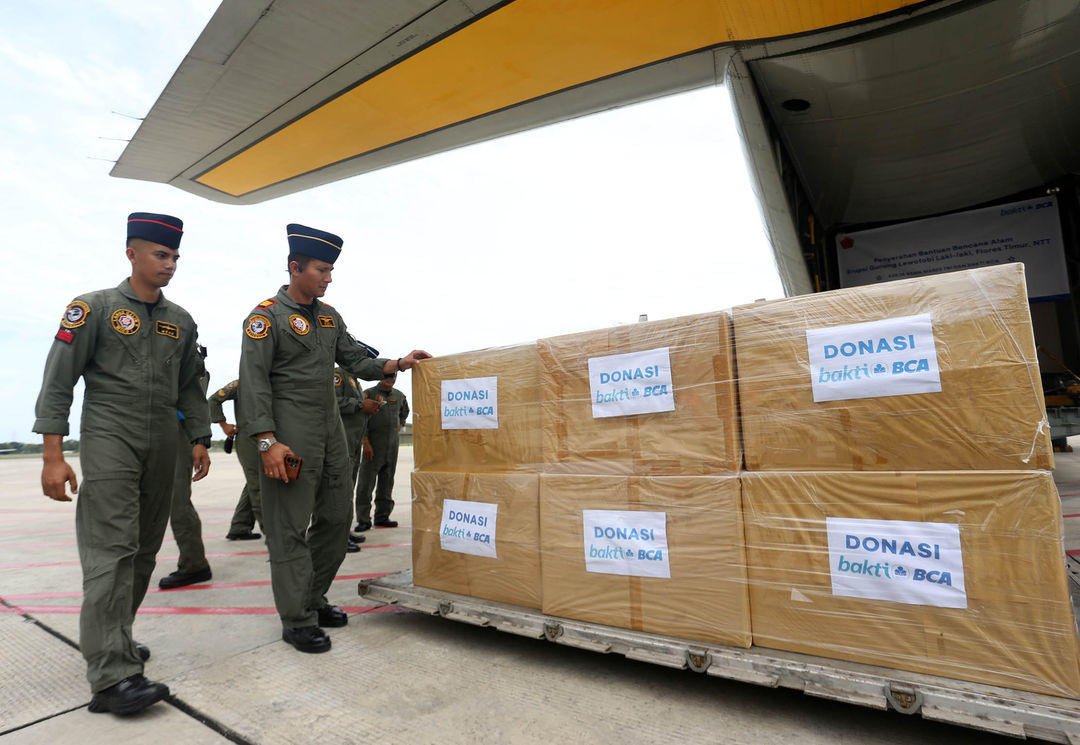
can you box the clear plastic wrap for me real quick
[734,263,1052,471]
[741,470,1080,698]
[412,344,541,472]
[412,471,541,609]
[539,474,750,647]
[538,311,740,475]
[409,263,1079,699]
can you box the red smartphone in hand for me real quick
[284,455,303,481]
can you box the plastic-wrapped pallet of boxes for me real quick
[410,344,543,608]
[733,263,1080,697]
[537,312,752,647]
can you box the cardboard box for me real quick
[734,264,1052,471]
[412,471,541,609]
[538,311,740,475]
[741,470,1080,697]
[412,344,541,472]
[539,474,751,647]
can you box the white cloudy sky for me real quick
[0,1,784,442]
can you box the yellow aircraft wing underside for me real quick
[193,0,921,198]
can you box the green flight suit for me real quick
[168,367,212,574]
[334,368,369,526]
[208,380,263,534]
[33,279,210,693]
[356,384,409,526]
[238,287,387,630]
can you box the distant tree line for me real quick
[0,440,80,454]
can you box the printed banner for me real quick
[826,517,966,608]
[806,314,941,402]
[440,499,498,558]
[441,376,498,429]
[837,195,1068,300]
[582,510,670,578]
[588,347,675,419]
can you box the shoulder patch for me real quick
[317,315,336,328]
[111,308,140,335]
[216,388,226,396]
[333,373,342,386]
[155,320,179,339]
[55,328,75,344]
[288,314,310,336]
[226,380,238,389]
[61,300,90,329]
[257,298,278,308]
[246,314,271,339]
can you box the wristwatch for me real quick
[258,436,277,453]
[191,436,212,448]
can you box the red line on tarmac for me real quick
[1064,514,1080,519]
[1068,549,1080,557]
[2,572,393,601]
[0,544,409,571]
[1059,493,1080,498]
[2,604,394,616]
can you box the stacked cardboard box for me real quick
[733,263,1052,471]
[535,312,751,646]
[537,311,740,475]
[733,264,1079,697]
[740,470,1080,697]
[410,345,543,608]
[540,474,750,647]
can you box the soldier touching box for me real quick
[238,223,429,654]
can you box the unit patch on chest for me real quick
[333,373,342,386]
[246,315,271,339]
[318,315,336,328]
[289,314,310,335]
[155,321,179,339]
[61,300,90,329]
[111,309,140,335]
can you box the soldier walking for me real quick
[34,212,211,715]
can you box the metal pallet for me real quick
[360,570,1080,743]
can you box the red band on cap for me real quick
[128,218,183,232]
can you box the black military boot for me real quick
[88,674,169,715]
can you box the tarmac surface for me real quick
[1,444,1078,745]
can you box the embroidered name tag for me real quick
[155,321,179,338]
[318,315,335,328]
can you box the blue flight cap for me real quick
[286,223,342,264]
[127,212,183,250]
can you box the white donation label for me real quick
[806,314,941,402]
[588,347,675,419]
[582,510,670,578]
[441,377,498,429]
[826,517,966,608]
[440,499,498,558]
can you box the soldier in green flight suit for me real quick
[34,212,211,716]
[159,347,214,589]
[238,223,429,654]
[208,379,264,541]
[354,372,409,531]
[334,366,382,551]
